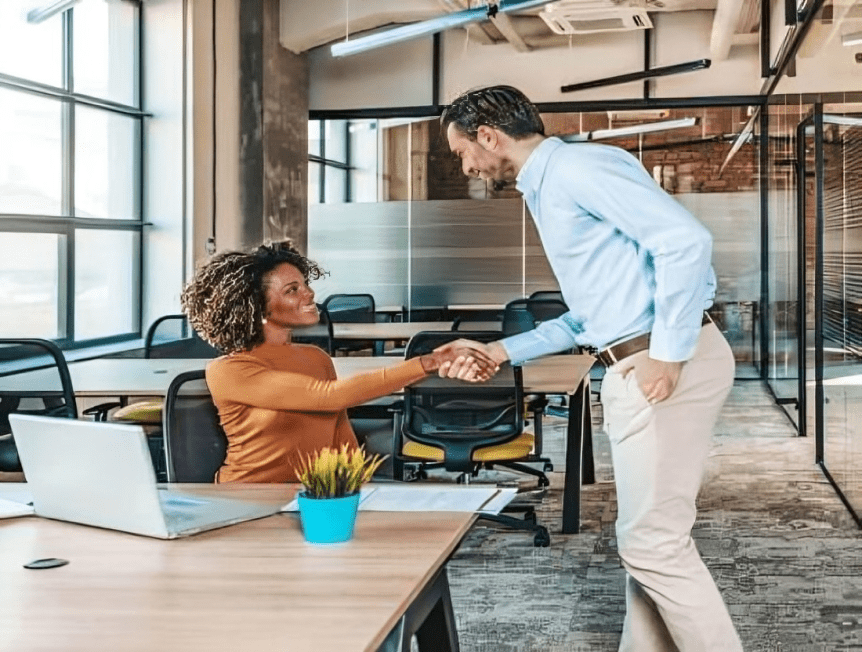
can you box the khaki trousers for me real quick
[600,323,743,652]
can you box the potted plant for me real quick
[293,444,386,544]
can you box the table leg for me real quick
[403,567,460,652]
[562,377,594,534]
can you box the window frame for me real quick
[0,1,147,350]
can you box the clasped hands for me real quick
[420,339,509,383]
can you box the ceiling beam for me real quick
[489,13,533,51]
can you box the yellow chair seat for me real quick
[113,399,163,425]
[402,432,535,463]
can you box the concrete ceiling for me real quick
[280,0,763,61]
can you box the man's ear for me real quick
[476,124,499,151]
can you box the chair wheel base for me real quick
[533,526,551,547]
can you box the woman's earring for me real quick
[262,317,268,324]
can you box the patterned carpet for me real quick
[442,381,862,652]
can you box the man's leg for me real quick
[601,324,742,652]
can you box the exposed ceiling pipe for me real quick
[709,0,747,61]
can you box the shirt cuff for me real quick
[647,324,701,362]
[499,319,581,365]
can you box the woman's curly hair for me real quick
[181,240,327,354]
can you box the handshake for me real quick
[418,339,509,383]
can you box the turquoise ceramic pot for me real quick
[297,491,360,544]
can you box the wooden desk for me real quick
[0,484,474,652]
[10,354,596,534]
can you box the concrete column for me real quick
[238,0,309,253]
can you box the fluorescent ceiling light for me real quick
[26,0,79,24]
[560,117,700,142]
[331,0,552,58]
[803,115,862,134]
[842,31,862,47]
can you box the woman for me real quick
[181,240,496,483]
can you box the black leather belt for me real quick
[596,312,713,367]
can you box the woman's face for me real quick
[262,262,319,328]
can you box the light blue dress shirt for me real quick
[501,137,716,365]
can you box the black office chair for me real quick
[162,370,228,483]
[501,299,536,336]
[528,290,566,305]
[144,314,219,359]
[396,331,551,547]
[321,294,377,355]
[527,296,569,323]
[0,338,120,473]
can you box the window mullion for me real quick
[61,9,75,342]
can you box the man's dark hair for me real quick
[440,85,545,141]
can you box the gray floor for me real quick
[443,380,862,652]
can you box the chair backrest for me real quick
[0,338,78,436]
[529,290,566,305]
[502,297,570,335]
[501,299,536,336]
[526,297,569,322]
[162,370,227,483]
[321,294,376,323]
[144,315,219,359]
[402,331,524,473]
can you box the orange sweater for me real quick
[205,342,427,483]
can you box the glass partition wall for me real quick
[307,104,762,376]
[806,106,862,525]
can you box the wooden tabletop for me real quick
[0,483,475,652]
[6,353,593,398]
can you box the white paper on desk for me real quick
[0,497,34,519]
[280,485,517,515]
[360,485,516,514]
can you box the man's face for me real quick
[446,123,513,184]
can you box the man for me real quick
[441,85,742,651]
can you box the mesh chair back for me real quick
[0,339,78,472]
[163,370,227,482]
[321,294,376,323]
[145,315,219,359]
[402,331,524,473]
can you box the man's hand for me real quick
[621,355,683,404]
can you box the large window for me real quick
[0,0,143,347]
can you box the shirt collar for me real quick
[515,137,564,195]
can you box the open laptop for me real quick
[9,413,282,539]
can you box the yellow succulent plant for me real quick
[294,444,387,498]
